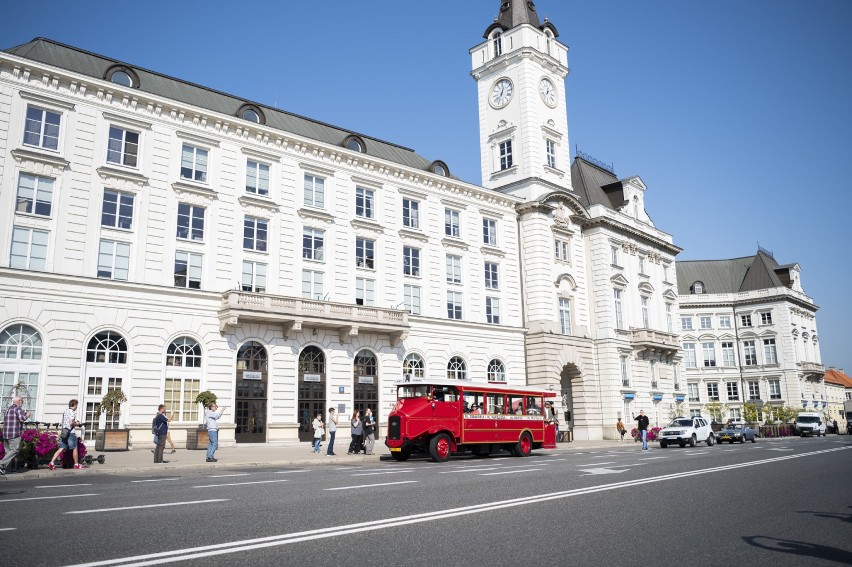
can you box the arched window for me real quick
[0,324,42,413]
[344,135,365,153]
[403,353,425,381]
[354,349,377,377]
[493,31,503,58]
[86,331,127,364]
[692,281,705,294]
[447,356,467,380]
[237,341,268,371]
[354,349,378,416]
[298,345,325,374]
[487,359,506,383]
[166,337,202,367]
[236,103,265,125]
[429,160,450,177]
[104,65,140,88]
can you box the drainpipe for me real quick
[732,304,746,422]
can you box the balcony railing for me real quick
[799,362,825,378]
[629,328,680,361]
[218,290,409,344]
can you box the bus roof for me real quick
[393,378,557,397]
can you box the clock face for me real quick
[490,78,513,109]
[540,78,557,107]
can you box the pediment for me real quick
[638,281,655,295]
[555,273,577,291]
[662,289,678,301]
[611,274,629,288]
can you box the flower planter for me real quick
[94,429,130,451]
[186,427,209,450]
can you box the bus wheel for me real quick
[513,432,532,457]
[390,450,410,462]
[429,433,452,462]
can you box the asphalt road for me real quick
[1,436,850,567]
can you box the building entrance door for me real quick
[298,346,326,442]
[235,341,268,443]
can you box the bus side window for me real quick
[526,396,541,415]
[509,395,524,414]
[445,387,459,402]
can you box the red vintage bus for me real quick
[385,379,557,462]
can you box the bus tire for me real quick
[429,433,452,462]
[513,432,532,457]
[390,449,410,462]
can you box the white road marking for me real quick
[35,484,93,489]
[0,493,98,503]
[579,461,615,466]
[351,470,416,477]
[131,478,180,483]
[440,467,500,474]
[63,446,851,567]
[639,456,666,461]
[206,473,250,478]
[685,452,708,456]
[767,448,793,452]
[274,470,310,474]
[324,481,418,491]
[193,480,289,488]
[479,468,543,476]
[66,499,229,515]
[0,528,15,532]
[578,467,629,475]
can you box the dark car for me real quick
[716,424,757,444]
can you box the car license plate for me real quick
[389,447,401,452]
[721,435,729,440]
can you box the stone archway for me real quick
[559,363,582,439]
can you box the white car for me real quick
[658,416,715,448]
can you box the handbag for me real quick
[60,427,71,441]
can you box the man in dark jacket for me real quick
[153,405,169,463]
[633,409,650,451]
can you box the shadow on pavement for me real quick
[743,535,852,563]
[796,506,852,524]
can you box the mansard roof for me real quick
[676,251,795,295]
[4,38,446,176]
[570,157,627,210]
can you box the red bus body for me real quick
[385,379,557,462]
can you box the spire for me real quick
[497,0,541,29]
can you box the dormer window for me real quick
[104,65,140,89]
[429,160,450,177]
[236,104,265,125]
[692,281,705,294]
[492,31,503,58]
[344,135,365,153]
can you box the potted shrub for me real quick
[187,391,217,450]
[94,388,130,451]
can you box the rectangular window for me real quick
[611,246,620,266]
[446,254,462,284]
[559,298,571,335]
[355,237,375,269]
[10,227,48,271]
[621,357,629,387]
[484,262,499,290]
[707,382,720,402]
[402,198,420,229]
[482,218,498,246]
[174,251,202,289]
[97,239,130,280]
[761,312,773,325]
[302,270,324,300]
[403,246,421,277]
[241,260,267,293]
[486,297,501,325]
[499,140,513,170]
[102,190,134,230]
[702,342,716,367]
[445,209,461,238]
[16,173,53,217]
[164,377,201,423]
[243,216,268,252]
[404,284,421,315]
[666,303,673,333]
[641,297,650,329]
[748,381,760,400]
[302,228,324,261]
[180,144,208,183]
[700,316,712,330]
[726,382,740,401]
[721,341,736,367]
[719,315,732,329]
[447,291,463,320]
[614,289,623,330]
[688,383,700,403]
[545,139,556,169]
[176,203,205,241]
[355,277,375,306]
[740,314,752,327]
[638,256,646,275]
[355,187,374,219]
[763,338,778,364]
[681,317,693,331]
[554,239,570,262]
[769,379,782,400]
[743,341,757,366]
[683,343,697,368]
[23,105,60,150]
[303,174,325,208]
[246,160,270,196]
[107,126,139,167]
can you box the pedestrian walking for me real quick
[348,410,363,454]
[633,409,650,450]
[47,399,83,470]
[152,412,177,454]
[326,407,338,456]
[312,412,324,453]
[363,407,376,455]
[616,417,626,441]
[0,395,32,474]
[205,402,226,462]
[153,404,169,463]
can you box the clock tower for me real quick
[471,0,572,199]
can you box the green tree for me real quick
[667,401,685,422]
[743,402,760,424]
[705,402,725,422]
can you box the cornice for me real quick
[11,147,70,173]
[579,216,682,256]
[96,165,148,190]
[238,194,280,214]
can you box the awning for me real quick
[675,395,685,402]
[623,393,635,400]
[652,394,663,401]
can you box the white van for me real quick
[795,412,826,437]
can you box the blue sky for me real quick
[3,0,851,373]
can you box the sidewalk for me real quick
[0,439,624,481]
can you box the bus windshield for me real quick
[397,385,431,399]
[798,416,820,424]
